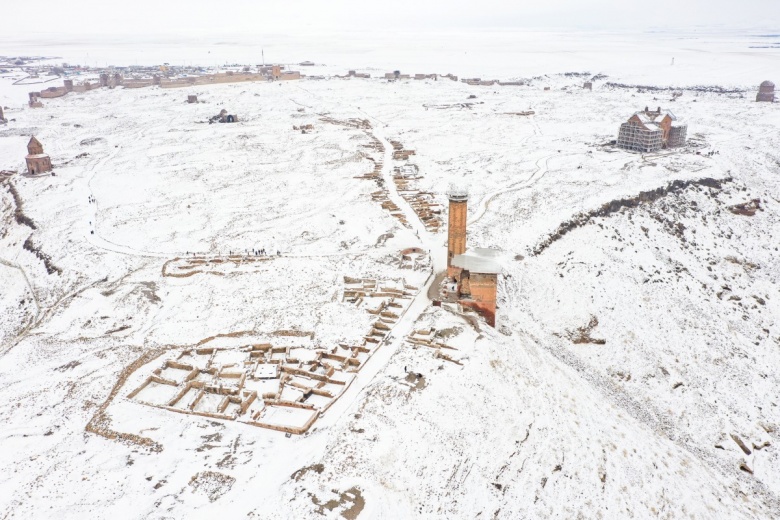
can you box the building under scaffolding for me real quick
[617,106,687,153]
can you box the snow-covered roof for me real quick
[447,184,468,201]
[634,112,655,124]
[452,248,502,274]
[633,109,676,124]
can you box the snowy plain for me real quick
[1,29,780,518]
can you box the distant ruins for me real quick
[756,80,775,102]
[25,136,52,174]
[444,187,500,326]
[378,71,525,86]
[617,106,687,153]
[24,65,302,107]
[28,92,43,108]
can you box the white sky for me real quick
[4,0,779,36]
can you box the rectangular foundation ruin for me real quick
[123,270,429,435]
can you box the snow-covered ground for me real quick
[1,31,779,519]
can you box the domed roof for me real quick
[760,80,775,88]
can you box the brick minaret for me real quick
[447,187,468,278]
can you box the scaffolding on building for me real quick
[668,125,688,148]
[617,122,663,153]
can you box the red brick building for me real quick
[617,107,687,153]
[445,187,501,327]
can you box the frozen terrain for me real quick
[1,31,779,519]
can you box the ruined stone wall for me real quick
[123,79,155,89]
[456,272,497,326]
[39,87,67,99]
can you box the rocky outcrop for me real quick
[533,177,731,255]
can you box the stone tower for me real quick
[28,136,43,155]
[26,136,52,174]
[447,186,468,277]
[757,80,775,102]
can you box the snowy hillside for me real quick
[1,39,779,519]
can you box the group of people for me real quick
[182,248,282,257]
[247,248,281,257]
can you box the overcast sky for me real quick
[4,0,778,36]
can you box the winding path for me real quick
[0,257,40,354]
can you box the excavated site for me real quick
[0,44,779,519]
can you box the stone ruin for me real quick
[25,136,52,174]
[756,80,775,103]
[121,269,427,436]
[209,109,238,124]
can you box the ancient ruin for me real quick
[617,106,687,153]
[122,265,429,435]
[756,80,775,102]
[210,109,238,124]
[25,136,52,174]
[28,92,43,108]
[443,188,500,326]
[19,66,303,107]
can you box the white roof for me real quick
[451,248,502,274]
[255,363,279,379]
[632,109,679,125]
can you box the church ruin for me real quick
[617,106,687,153]
[756,80,775,103]
[25,136,52,174]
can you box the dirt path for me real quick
[470,151,582,227]
[0,257,40,355]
